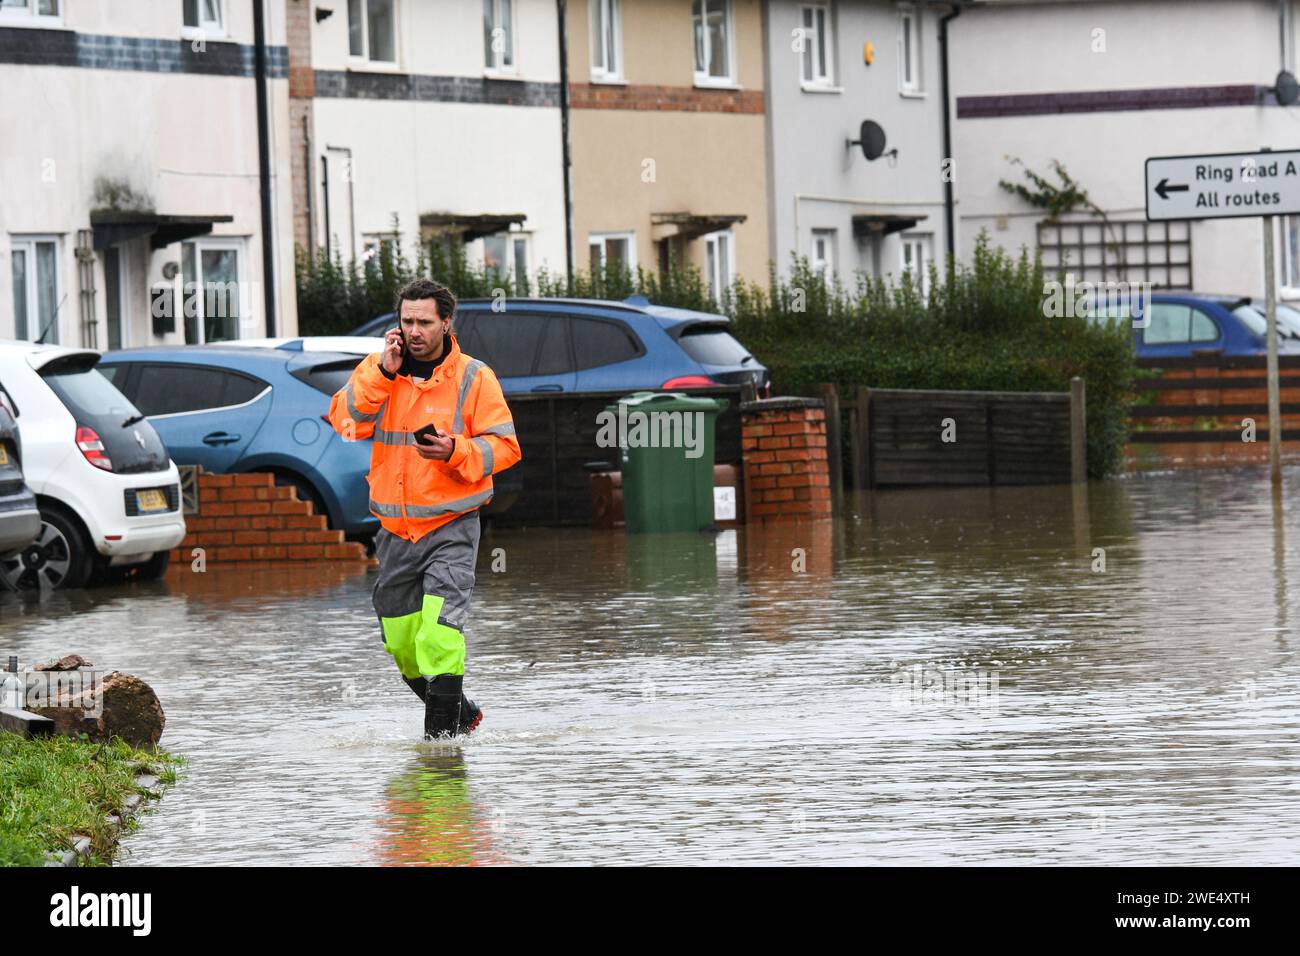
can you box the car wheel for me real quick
[0,507,93,591]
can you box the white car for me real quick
[222,336,383,355]
[0,341,186,590]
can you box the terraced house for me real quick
[564,0,770,298]
[0,0,297,346]
[762,0,954,290]
[291,0,565,288]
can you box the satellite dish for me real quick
[1277,70,1299,106]
[857,121,887,161]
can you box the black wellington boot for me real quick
[457,692,484,735]
[403,675,429,701]
[424,674,463,739]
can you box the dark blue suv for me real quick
[351,295,770,395]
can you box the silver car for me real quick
[0,381,40,566]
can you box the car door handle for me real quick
[531,384,563,392]
[202,432,242,446]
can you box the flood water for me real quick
[2,467,1298,865]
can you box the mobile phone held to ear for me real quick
[391,326,407,357]
[414,423,443,445]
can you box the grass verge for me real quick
[0,731,183,867]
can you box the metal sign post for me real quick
[1146,149,1296,485]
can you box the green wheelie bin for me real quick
[603,391,728,533]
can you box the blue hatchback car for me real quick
[350,295,770,395]
[97,346,377,538]
[1098,292,1300,360]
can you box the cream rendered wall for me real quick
[567,0,770,285]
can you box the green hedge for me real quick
[296,230,1134,478]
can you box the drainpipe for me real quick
[321,154,332,259]
[557,0,575,289]
[304,113,316,266]
[253,0,277,335]
[939,3,962,266]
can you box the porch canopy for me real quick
[420,212,527,242]
[851,213,928,238]
[651,212,746,242]
[89,210,234,250]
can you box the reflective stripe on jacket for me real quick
[327,334,521,542]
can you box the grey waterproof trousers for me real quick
[371,509,481,679]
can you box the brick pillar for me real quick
[740,398,832,522]
[287,0,316,254]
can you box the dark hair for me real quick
[394,278,456,323]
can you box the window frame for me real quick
[897,4,923,96]
[9,234,62,345]
[799,2,834,90]
[182,0,226,41]
[899,233,933,299]
[1282,215,1300,297]
[590,0,623,82]
[180,237,249,346]
[810,228,835,279]
[348,0,400,68]
[0,0,62,27]
[692,0,737,88]
[701,229,736,305]
[483,0,517,75]
[588,231,638,273]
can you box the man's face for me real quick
[399,298,448,359]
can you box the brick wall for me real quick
[569,83,765,113]
[169,472,368,564]
[287,0,315,252]
[740,398,832,522]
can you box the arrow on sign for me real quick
[1155,178,1190,200]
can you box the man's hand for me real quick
[415,431,455,461]
[382,329,404,375]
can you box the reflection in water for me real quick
[378,751,506,867]
[2,468,1299,864]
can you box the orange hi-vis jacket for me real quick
[328,334,521,543]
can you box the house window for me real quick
[692,0,734,85]
[182,0,223,36]
[811,229,835,278]
[9,236,60,344]
[589,232,636,273]
[1284,216,1300,291]
[361,233,399,263]
[348,0,397,64]
[800,3,833,87]
[898,6,920,94]
[0,0,60,23]
[702,230,734,304]
[181,239,246,345]
[590,0,621,81]
[900,233,932,298]
[483,0,515,72]
[483,232,531,293]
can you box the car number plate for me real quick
[136,488,168,513]
[0,444,8,466]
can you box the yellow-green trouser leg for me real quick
[380,594,466,679]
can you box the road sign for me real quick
[1145,149,1300,222]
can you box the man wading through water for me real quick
[329,279,521,738]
